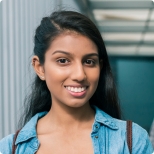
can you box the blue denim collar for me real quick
[15,111,47,145]
[15,106,118,144]
[93,106,119,130]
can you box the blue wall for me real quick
[110,57,154,131]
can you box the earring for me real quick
[40,76,45,80]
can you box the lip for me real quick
[64,85,88,87]
[64,86,88,98]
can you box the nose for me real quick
[71,63,86,82]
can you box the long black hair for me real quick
[19,11,121,128]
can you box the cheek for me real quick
[87,69,100,85]
[44,66,70,86]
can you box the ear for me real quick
[32,56,45,80]
[99,59,103,70]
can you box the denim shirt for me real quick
[0,106,153,154]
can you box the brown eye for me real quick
[57,58,69,64]
[85,59,95,65]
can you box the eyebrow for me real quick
[52,50,99,57]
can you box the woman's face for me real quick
[42,33,101,108]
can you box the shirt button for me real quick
[95,135,98,139]
[95,125,98,128]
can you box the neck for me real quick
[38,102,95,133]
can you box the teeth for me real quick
[71,87,74,91]
[65,86,86,93]
[78,87,82,92]
[75,87,77,92]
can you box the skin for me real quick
[32,32,102,154]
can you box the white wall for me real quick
[0,0,81,139]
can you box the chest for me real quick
[36,131,94,154]
[16,127,128,154]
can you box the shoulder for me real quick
[93,106,153,153]
[0,134,14,153]
[0,112,47,154]
[131,122,153,153]
[114,118,153,153]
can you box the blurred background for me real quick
[0,0,154,145]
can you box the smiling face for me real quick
[34,32,101,109]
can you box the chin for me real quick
[66,101,89,108]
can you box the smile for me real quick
[65,86,87,93]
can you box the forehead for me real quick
[46,32,98,56]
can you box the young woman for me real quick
[0,11,153,154]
